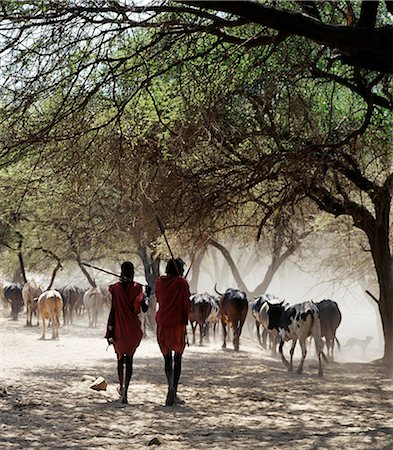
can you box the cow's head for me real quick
[267,300,285,330]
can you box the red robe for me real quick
[108,282,143,359]
[155,275,191,354]
[155,275,191,327]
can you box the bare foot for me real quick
[174,395,185,405]
[165,389,175,406]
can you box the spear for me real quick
[80,261,134,282]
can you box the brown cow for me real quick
[22,280,42,327]
[36,290,63,340]
[217,287,248,351]
[59,285,84,325]
[189,293,213,346]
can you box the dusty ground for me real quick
[0,308,392,450]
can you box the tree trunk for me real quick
[77,259,96,287]
[138,244,160,294]
[208,238,252,297]
[188,249,205,293]
[16,233,27,284]
[46,262,62,290]
[370,240,393,368]
[367,185,393,369]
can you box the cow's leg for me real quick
[28,303,33,327]
[313,337,324,377]
[51,316,59,339]
[221,318,227,349]
[271,331,278,356]
[191,322,197,345]
[164,351,175,406]
[255,321,261,346]
[40,318,46,340]
[311,318,325,376]
[205,322,210,343]
[199,322,203,346]
[297,339,306,374]
[279,339,289,367]
[232,322,238,351]
[234,322,241,351]
[289,339,297,372]
[122,354,133,404]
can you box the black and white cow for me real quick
[206,295,220,340]
[315,299,342,360]
[251,294,280,353]
[267,300,327,377]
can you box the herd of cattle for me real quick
[1,281,343,377]
[0,281,111,339]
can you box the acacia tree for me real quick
[154,57,393,366]
[0,1,392,367]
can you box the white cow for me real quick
[267,300,327,377]
[22,280,42,327]
[36,290,63,340]
[83,286,109,328]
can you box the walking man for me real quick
[106,261,148,404]
[155,258,191,406]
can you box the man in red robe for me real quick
[155,258,191,406]
[106,261,148,404]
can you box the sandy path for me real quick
[1,310,392,450]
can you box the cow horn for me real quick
[214,283,223,296]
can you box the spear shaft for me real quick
[80,261,133,282]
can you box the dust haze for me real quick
[1,253,391,449]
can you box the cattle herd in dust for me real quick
[1,279,374,376]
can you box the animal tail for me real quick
[335,336,341,350]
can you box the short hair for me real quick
[121,261,134,279]
[165,258,185,276]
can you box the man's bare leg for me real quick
[122,354,133,404]
[164,351,175,406]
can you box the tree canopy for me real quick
[0,0,392,366]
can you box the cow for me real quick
[59,285,84,325]
[251,294,280,354]
[36,290,63,340]
[216,287,248,351]
[140,285,156,338]
[315,299,342,360]
[189,292,213,345]
[3,283,24,320]
[267,300,327,377]
[83,286,110,328]
[206,295,220,340]
[22,280,42,327]
[0,283,8,309]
